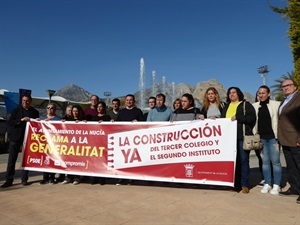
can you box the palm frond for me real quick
[271,71,294,99]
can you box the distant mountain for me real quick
[54,84,93,102]
[135,79,255,108]
[178,79,255,104]
[53,81,254,108]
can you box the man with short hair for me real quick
[1,95,39,188]
[115,94,143,185]
[278,79,300,204]
[84,95,99,120]
[107,98,121,121]
[147,93,172,122]
[84,95,99,184]
[143,96,156,121]
[116,94,143,122]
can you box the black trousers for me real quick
[282,146,300,195]
[42,172,55,181]
[5,141,28,183]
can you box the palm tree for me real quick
[268,0,300,85]
[271,71,294,101]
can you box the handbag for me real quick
[242,101,263,150]
[243,134,263,150]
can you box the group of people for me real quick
[1,79,299,204]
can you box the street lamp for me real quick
[103,91,111,105]
[257,65,270,85]
[46,90,56,103]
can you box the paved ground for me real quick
[0,152,299,225]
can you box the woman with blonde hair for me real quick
[199,87,225,120]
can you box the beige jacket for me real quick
[252,100,280,139]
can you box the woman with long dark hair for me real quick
[171,93,200,121]
[221,87,256,194]
[61,104,85,185]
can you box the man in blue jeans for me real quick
[1,94,39,188]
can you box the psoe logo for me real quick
[184,164,195,177]
[29,157,41,164]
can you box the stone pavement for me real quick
[0,152,299,225]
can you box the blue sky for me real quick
[0,0,293,99]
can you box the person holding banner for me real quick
[143,96,156,121]
[199,87,225,120]
[116,94,144,122]
[92,101,111,122]
[61,105,85,185]
[171,93,200,121]
[84,95,99,121]
[38,103,61,185]
[90,101,111,185]
[62,104,73,120]
[115,94,143,185]
[107,98,121,121]
[147,93,172,122]
[221,87,256,194]
[1,94,39,188]
[70,105,85,122]
[54,104,73,183]
[170,93,200,187]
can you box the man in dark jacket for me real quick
[278,79,300,204]
[1,94,39,188]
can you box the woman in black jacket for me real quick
[221,87,256,194]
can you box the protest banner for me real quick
[21,119,237,186]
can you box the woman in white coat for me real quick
[253,85,282,195]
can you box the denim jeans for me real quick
[261,139,282,186]
[237,140,250,187]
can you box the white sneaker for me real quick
[61,179,70,185]
[258,180,265,187]
[270,184,280,195]
[261,184,271,194]
[73,179,80,185]
[116,179,122,186]
[73,181,79,185]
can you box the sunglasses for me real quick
[47,107,54,109]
